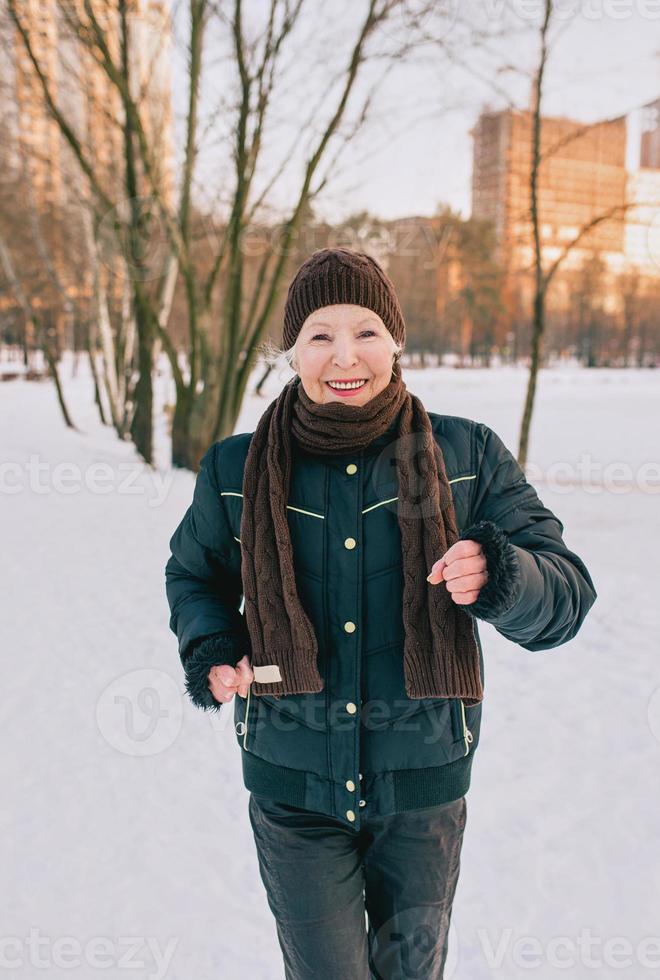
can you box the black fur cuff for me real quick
[458,519,521,620]
[183,632,249,712]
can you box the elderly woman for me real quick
[165,247,597,979]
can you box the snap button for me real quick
[346,702,357,714]
[359,799,366,807]
[346,810,356,822]
[345,779,355,792]
[344,537,356,549]
[344,621,356,633]
[346,463,357,475]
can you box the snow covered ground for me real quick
[1,355,659,980]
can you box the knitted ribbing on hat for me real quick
[239,359,484,707]
[282,247,406,350]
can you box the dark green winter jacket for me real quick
[165,412,597,829]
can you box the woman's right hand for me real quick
[208,654,254,703]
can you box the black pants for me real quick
[248,792,467,980]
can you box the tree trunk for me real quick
[130,295,155,463]
[518,289,544,469]
[43,333,77,429]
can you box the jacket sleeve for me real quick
[457,421,597,650]
[165,442,251,710]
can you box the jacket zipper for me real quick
[459,700,474,756]
[243,685,251,750]
[235,685,251,751]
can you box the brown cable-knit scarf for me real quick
[239,359,484,707]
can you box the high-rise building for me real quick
[639,97,660,170]
[2,0,66,205]
[470,107,628,314]
[624,97,660,279]
[2,0,175,210]
[0,0,176,352]
[625,169,660,278]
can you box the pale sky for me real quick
[169,0,660,224]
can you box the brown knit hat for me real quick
[282,247,406,351]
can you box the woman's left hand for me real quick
[427,539,489,605]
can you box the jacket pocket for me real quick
[258,692,327,731]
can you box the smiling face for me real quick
[292,304,399,406]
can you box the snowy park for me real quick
[2,357,659,979]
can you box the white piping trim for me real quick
[362,496,398,514]
[361,475,475,515]
[221,491,324,521]
[221,477,475,522]
[286,505,325,519]
[233,536,241,544]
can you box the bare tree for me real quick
[7,0,176,464]
[6,0,519,468]
[165,0,427,468]
[0,232,76,428]
[517,0,552,469]
[516,0,658,465]
[18,0,489,469]
[0,123,80,423]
